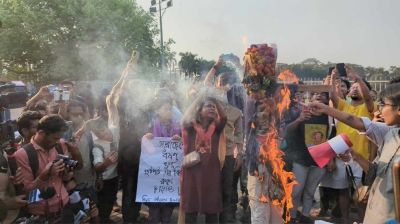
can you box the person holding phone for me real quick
[322,65,376,222]
[308,82,400,223]
[91,118,119,224]
[285,92,335,223]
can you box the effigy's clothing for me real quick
[247,174,283,224]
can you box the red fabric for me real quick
[192,121,216,154]
[180,125,223,214]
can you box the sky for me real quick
[137,0,400,68]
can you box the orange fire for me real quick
[276,70,298,119]
[257,70,299,222]
[278,69,300,84]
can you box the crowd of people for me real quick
[0,54,399,224]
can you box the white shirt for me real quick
[92,133,118,180]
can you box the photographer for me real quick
[14,115,78,220]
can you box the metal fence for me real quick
[301,77,389,92]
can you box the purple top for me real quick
[151,118,181,137]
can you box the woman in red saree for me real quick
[180,96,227,224]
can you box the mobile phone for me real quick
[63,121,74,140]
[336,63,347,77]
[53,89,62,101]
[62,90,70,101]
[27,189,42,204]
[47,85,57,93]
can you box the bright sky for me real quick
[137,0,400,68]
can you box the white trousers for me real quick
[247,173,284,224]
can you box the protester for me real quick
[14,115,79,221]
[204,62,245,223]
[308,82,400,223]
[286,92,335,223]
[67,100,97,189]
[17,111,42,145]
[180,96,227,224]
[106,55,150,223]
[143,93,182,224]
[78,84,95,118]
[318,69,350,218]
[320,66,375,223]
[370,89,378,102]
[91,118,119,223]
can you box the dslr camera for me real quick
[54,154,78,169]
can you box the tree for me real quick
[0,0,166,83]
[178,52,198,78]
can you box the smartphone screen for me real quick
[336,63,347,77]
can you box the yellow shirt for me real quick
[336,99,375,160]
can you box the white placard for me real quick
[135,137,183,203]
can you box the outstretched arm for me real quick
[107,53,139,127]
[308,102,366,132]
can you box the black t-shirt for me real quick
[286,114,333,167]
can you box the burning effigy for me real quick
[243,44,297,222]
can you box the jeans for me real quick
[290,162,326,218]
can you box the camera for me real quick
[54,154,78,169]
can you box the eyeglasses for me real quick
[378,102,397,111]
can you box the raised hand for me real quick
[345,65,361,82]
[308,102,328,116]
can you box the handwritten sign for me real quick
[136,137,183,203]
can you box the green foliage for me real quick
[277,58,398,80]
[0,0,169,83]
[178,52,240,79]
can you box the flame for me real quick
[277,86,291,119]
[278,69,299,84]
[257,70,299,222]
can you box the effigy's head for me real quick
[242,43,278,98]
